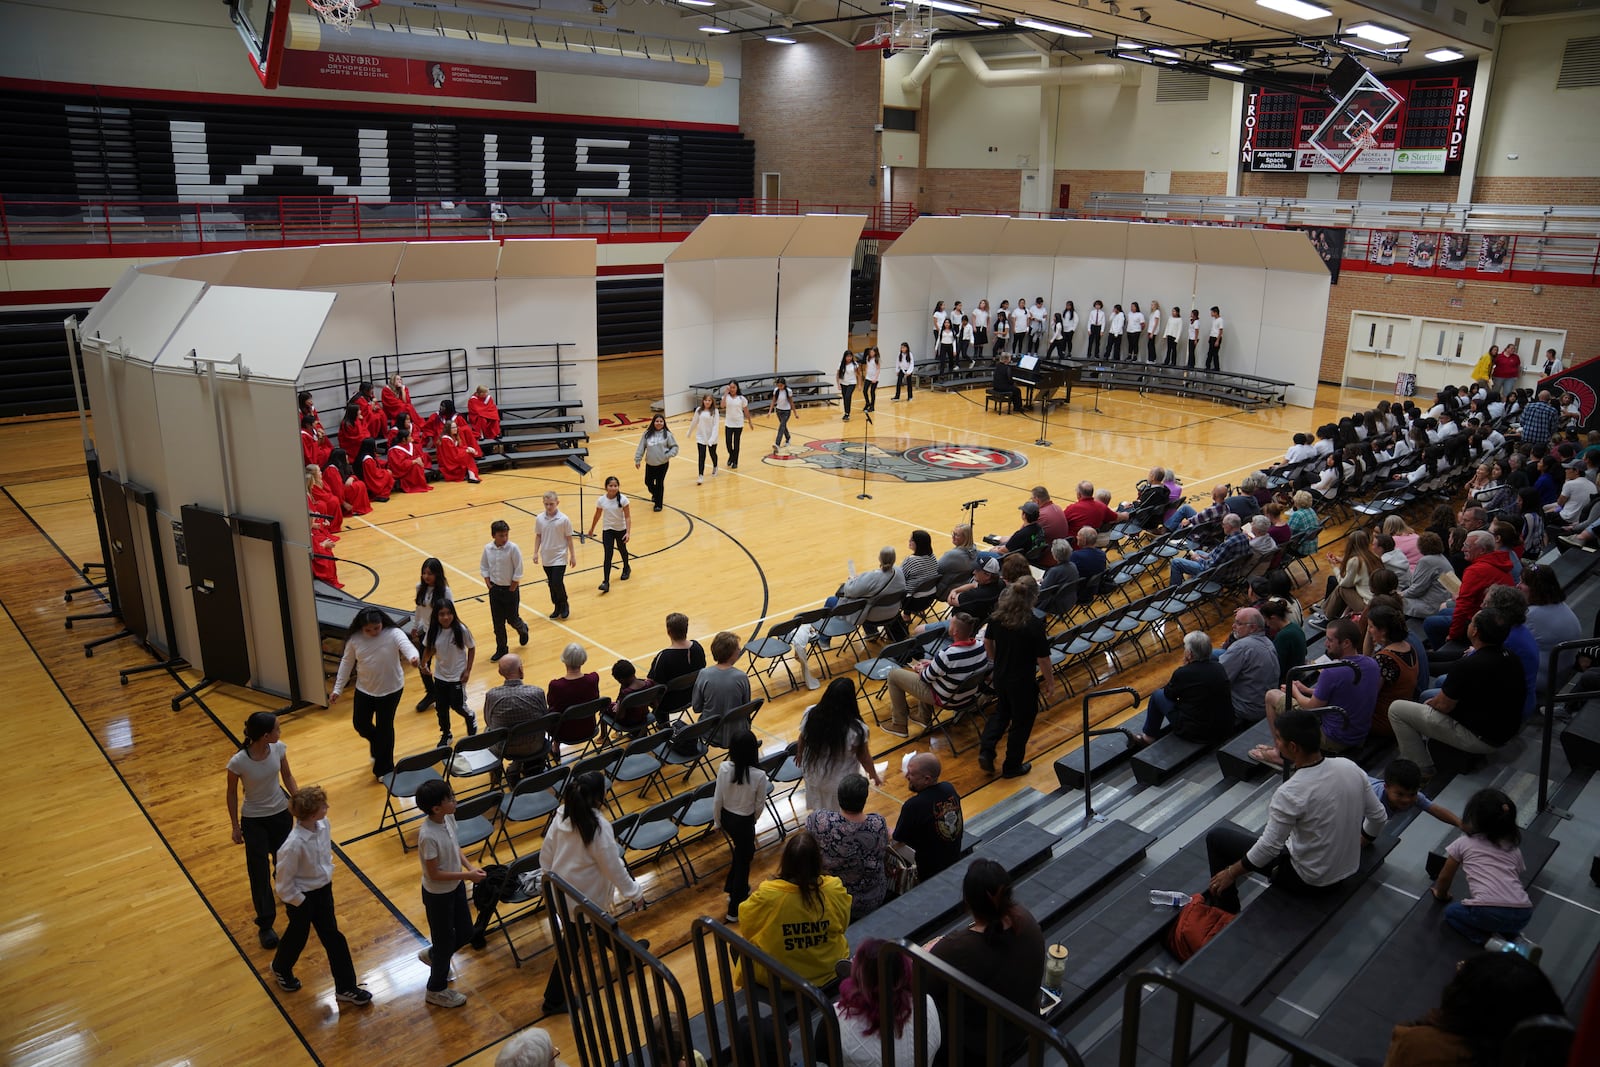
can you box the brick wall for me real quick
[1320,272,1599,381]
[1472,177,1600,205]
[739,41,880,205]
[1057,169,1144,213]
[1239,171,1309,198]
[917,169,1019,213]
[1168,171,1228,197]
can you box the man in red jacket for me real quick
[1425,529,1513,665]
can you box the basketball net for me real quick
[1349,130,1377,155]
[307,0,367,31]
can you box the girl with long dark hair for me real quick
[356,437,393,502]
[712,729,769,921]
[796,677,882,813]
[325,448,371,516]
[422,600,476,748]
[330,607,420,778]
[634,413,679,512]
[411,557,451,712]
[738,831,851,989]
[587,476,633,593]
[1429,789,1533,946]
[225,711,298,950]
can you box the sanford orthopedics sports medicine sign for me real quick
[1239,68,1474,176]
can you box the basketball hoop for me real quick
[307,0,374,32]
[1350,129,1378,154]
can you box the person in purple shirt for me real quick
[1250,618,1381,768]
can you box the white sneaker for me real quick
[425,988,468,1008]
[712,467,719,477]
[696,475,703,485]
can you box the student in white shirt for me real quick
[1551,463,1598,526]
[1046,313,1067,359]
[1087,300,1106,360]
[1206,306,1225,371]
[271,785,372,1004]
[958,317,975,368]
[587,476,633,592]
[330,608,421,778]
[1145,299,1162,362]
[1107,304,1126,360]
[415,779,487,1009]
[1010,299,1030,353]
[712,730,770,922]
[972,299,990,360]
[226,711,298,950]
[1187,309,1201,367]
[690,393,720,483]
[422,599,477,748]
[1125,302,1145,362]
[722,380,750,469]
[1163,306,1183,365]
[1028,297,1048,354]
[893,342,916,402]
[1062,300,1079,358]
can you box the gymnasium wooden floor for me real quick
[0,367,1375,1067]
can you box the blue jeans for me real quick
[1163,505,1198,531]
[1423,608,1454,649]
[1170,556,1206,587]
[1142,688,1176,737]
[1443,901,1532,945]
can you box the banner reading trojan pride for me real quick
[1541,353,1600,432]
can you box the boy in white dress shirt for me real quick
[270,785,372,1005]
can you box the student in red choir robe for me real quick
[306,465,343,533]
[354,382,386,440]
[357,438,393,502]
[326,449,371,516]
[337,404,366,459]
[436,423,482,484]
[386,414,435,473]
[387,430,432,493]
[419,399,476,453]
[300,414,332,469]
[381,372,422,428]
[297,391,324,431]
[467,385,501,440]
[310,515,342,589]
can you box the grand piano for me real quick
[1011,354,1082,411]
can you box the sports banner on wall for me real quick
[279,49,538,101]
[1303,227,1346,283]
[1542,356,1600,431]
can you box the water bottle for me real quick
[1043,944,1069,991]
[1149,889,1189,907]
[1484,935,1543,963]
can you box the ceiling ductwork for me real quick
[900,40,1140,94]
[284,12,723,88]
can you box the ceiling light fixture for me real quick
[1425,47,1465,61]
[1114,51,1156,64]
[1149,47,1181,58]
[913,0,981,13]
[676,0,715,6]
[1134,7,1152,22]
[698,24,730,33]
[1116,40,1144,48]
[765,35,796,43]
[1345,23,1410,46]
[1016,17,1093,37]
[975,19,1003,28]
[1210,61,1246,72]
[1254,0,1331,21]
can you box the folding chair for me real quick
[453,789,503,862]
[674,779,720,845]
[491,764,569,859]
[445,727,509,799]
[742,616,805,701]
[921,665,991,755]
[618,794,695,887]
[658,669,701,724]
[759,748,803,837]
[860,588,909,644]
[498,713,557,785]
[553,696,610,759]
[851,636,924,724]
[811,596,870,675]
[378,745,452,851]
[485,851,547,966]
[601,683,665,744]
[649,714,722,793]
[611,729,672,806]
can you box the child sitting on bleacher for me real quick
[1367,759,1460,834]
[1428,788,1532,946]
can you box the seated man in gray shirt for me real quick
[1204,706,1386,912]
[1218,606,1279,724]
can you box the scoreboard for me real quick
[1239,67,1474,175]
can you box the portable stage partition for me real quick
[662,214,865,417]
[878,217,1330,408]
[76,238,599,709]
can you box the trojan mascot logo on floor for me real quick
[764,438,1027,482]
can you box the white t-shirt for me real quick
[1010,305,1029,334]
[1285,442,1317,464]
[691,407,719,444]
[1126,310,1145,335]
[536,509,574,566]
[1189,318,1201,341]
[596,493,629,531]
[1147,311,1162,337]
[227,741,289,818]
[723,393,748,428]
[1559,476,1597,522]
[971,307,988,329]
[1210,314,1226,339]
[429,624,475,682]
[418,814,463,895]
[1029,303,1047,328]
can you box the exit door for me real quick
[1058,184,1071,212]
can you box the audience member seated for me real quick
[831,938,941,1067]
[1286,490,1320,552]
[436,423,482,484]
[1263,502,1293,546]
[1130,630,1234,747]
[548,642,601,758]
[467,384,501,440]
[1369,758,1460,831]
[648,612,707,719]
[484,654,550,785]
[692,630,753,745]
[1382,952,1564,1067]
[1218,607,1279,724]
[1062,480,1126,536]
[1377,533,1411,580]
[1480,586,1539,719]
[805,775,890,922]
[1364,605,1421,739]
[892,752,965,881]
[1401,533,1456,621]
[1313,529,1380,624]
[944,557,1003,623]
[1004,502,1049,564]
[884,613,988,737]
[1425,531,1514,662]
[737,831,852,991]
[1036,539,1080,617]
[1429,788,1533,947]
[934,524,980,599]
[1387,611,1525,784]
[899,530,940,603]
[1260,599,1306,684]
[1206,707,1387,913]
[1169,513,1249,587]
[605,659,655,740]
[1069,527,1107,587]
[1521,564,1582,693]
[1246,514,1278,563]
[1030,485,1071,545]
[928,859,1046,1065]
[387,430,433,494]
[1252,619,1380,768]
[357,438,394,502]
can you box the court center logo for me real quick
[764,438,1026,482]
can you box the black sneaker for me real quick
[271,965,301,992]
[336,987,374,1006]
[490,650,507,663]
[1002,762,1033,779]
[620,566,631,581]
[598,581,610,593]
[465,713,478,737]
[258,927,279,950]
[518,626,530,647]
[438,733,453,749]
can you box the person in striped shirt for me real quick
[883,613,989,736]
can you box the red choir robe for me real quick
[356,395,386,439]
[453,416,481,454]
[309,482,343,532]
[437,434,482,482]
[361,453,394,501]
[387,442,432,493]
[381,384,422,428]
[310,516,342,589]
[301,428,333,469]
[467,393,501,439]
[337,419,365,458]
[326,464,371,515]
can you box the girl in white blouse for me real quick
[421,599,476,748]
[893,342,916,402]
[330,607,421,778]
[712,730,770,921]
[690,393,720,484]
[721,380,749,469]
[862,347,881,412]
[1062,301,1079,358]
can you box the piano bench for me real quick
[984,390,1018,414]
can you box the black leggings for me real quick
[601,528,630,581]
[352,687,403,776]
[697,442,718,476]
[724,425,743,468]
[862,379,877,411]
[721,809,758,912]
[431,677,469,736]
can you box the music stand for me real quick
[960,498,986,534]
[565,454,593,542]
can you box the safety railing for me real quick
[1120,969,1356,1067]
[0,195,920,255]
[689,915,843,1067]
[1537,636,1600,815]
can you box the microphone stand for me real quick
[960,498,986,534]
[1035,375,1054,448]
[855,408,874,500]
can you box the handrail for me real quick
[1537,636,1600,815]
[1119,969,1358,1067]
[688,915,843,1067]
[1085,191,1600,234]
[1081,686,1142,824]
[877,939,1087,1067]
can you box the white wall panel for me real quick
[777,258,851,373]
[1258,271,1330,406]
[1118,259,1199,325]
[496,276,599,424]
[661,260,716,417]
